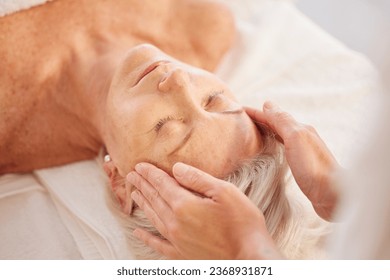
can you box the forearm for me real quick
[307,167,341,222]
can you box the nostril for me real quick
[158,68,189,93]
[158,74,170,92]
[159,75,168,84]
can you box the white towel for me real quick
[0,0,51,17]
[34,160,134,260]
[0,174,82,259]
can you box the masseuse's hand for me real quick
[127,162,282,260]
[246,102,340,221]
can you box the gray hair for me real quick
[107,126,329,259]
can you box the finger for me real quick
[131,190,169,238]
[128,172,174,228]
[172,162,231,199]
[124,180,134,215]
[133,228,183,259]
[133,162,193,204]
[262,101,301,140]
[127,171,172,214]
[244,106,268,124]
[245,106,284,143]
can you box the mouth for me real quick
[134,60,169,86]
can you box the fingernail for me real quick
[135,163,145,173]
[131,191,139,201]
[173,162,189,177]
[126,172,136,183]
[264,101,276,111]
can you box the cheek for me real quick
[172,131,235,178]
[104,117,149,176]
[191,119,259,176]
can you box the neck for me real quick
[0,33,124,174]
[64,47,127,151]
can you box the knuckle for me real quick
[303,124,316,133]
[302,124,316,133]
[289,125,310,139]
[148,188,160,203]
[171,199,186,215]
[274,111,292,123]
[150,170,172,188]
[153,173,165,186]
[187,170,202,185]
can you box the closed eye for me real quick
[154,115,175,132]
[154,90,225,133]
[204,90,224,108]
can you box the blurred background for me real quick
[295,0,390,74]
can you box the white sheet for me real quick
[0,174,81,259]
[0,0,51,17]
[0,0,380,259]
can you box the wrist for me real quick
[236,234,284,260]
[310,165,341,221]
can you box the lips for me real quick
[134,60,169,86]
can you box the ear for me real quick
[103,160,135,215]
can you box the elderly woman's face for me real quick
[104,44,262,177]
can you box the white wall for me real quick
[295,0,390,72]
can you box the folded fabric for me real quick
[34,160,134,259]
[0,173,82,259]
[0,0,51,17]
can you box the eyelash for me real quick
[154,90,225,132]
[205,90,224,107]
[154,116,175,132]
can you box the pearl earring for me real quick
[104,154,111,163]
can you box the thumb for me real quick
[262,101,297,140]
[172,162,229,198]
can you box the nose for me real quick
[158,67,209,120]
[158,67,191,93]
